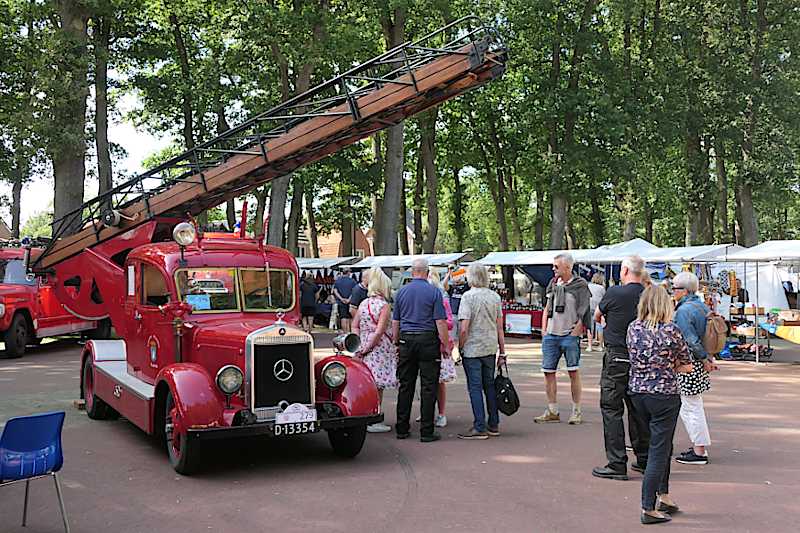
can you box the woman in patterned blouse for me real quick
[626,285,693,525]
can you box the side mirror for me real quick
[332,333,360,354]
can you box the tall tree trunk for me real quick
[420,110,438,253]
[451,166,465,252]
[286,178,304,254]
[398,177,410,254]
[51,1,89,234]
[413,153,424,254]
[534,189,545,250]
[736,0,766,247]
[714,137,729,242]
[374,8,406,255]
[94,16,113,198]
[305,187,319,257]
[371,132,384,243]
[550,0,598,249]
[169,14,194,151]
[341,214,353,257]
[11,162,24,239]
[643,197,654,243]
[254,185,269,237]
[685,208,698,247]
[469,112,508,251]
[589,184,605,245]
[267,175,290,246]
[215,106,236,230]
[737,183,758,246]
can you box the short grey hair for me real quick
[411,258,429,273]
[466,262,490,288]
[672,271,699,292]
[554,253,574,269]
[622,255,645,276]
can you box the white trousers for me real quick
[679,394,711,447]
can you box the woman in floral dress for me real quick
[428,270,457,427]
[353,267,398,433]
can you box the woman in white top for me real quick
[587,273,606,351]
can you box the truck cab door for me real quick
[127,261,175,384]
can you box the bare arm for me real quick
[436,319,450,358]
[496,312,506,355]
[360,305,390,355]
[392,319,400,345]
[459,319,470,350]
[541,302,549,334]
[594,307,603,324]
[351,306,361,336]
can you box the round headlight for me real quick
[173,222,197,246]
[322,361,347,388]
[216,365,243,395]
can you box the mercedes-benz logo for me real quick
[273,359,294,382]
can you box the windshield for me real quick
[175,269,238,312]
[240,269,294,311]
[0,259,35,286]
[174,268,295,313]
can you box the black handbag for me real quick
[494,362,520,416]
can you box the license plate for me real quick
[275,403,317,424]
[274,421,319,436]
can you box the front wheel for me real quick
[165,389,200,475]
[327,425,367,458]
[3,314,29,358]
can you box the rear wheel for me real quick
[328,425,367,458]
[165,389,200,475]
[82,357,113,420]
[3,314,29,358]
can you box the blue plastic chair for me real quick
[0,411,70,532]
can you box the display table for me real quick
[503,308,543,337]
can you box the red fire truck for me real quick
[31,17,505,474]
[0,243,107,358]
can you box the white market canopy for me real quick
[296,256,358,270]
[724,240,800,263]
[641,244,745,263]
[352,252,473,269]
[572,238,661,264]
[478,249,594,266]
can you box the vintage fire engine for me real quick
[0,242,107,358]
[31,17,506,474]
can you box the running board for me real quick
[94,360,155,433]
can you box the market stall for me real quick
[724,241,800,360]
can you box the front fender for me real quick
[315,355,380,417]
[156,363,225,430]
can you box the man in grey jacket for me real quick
[535,253,592,425]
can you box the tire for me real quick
[165,389,200,475]
[3,314,29,358]
[82,357,114,420]
[327,425,368,458]
[87,319,112,340]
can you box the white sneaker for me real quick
[435,414,447,427]
[367,423,392,433]
[415,415,422,422]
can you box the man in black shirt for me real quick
[591,255,650,480]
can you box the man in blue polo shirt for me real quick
[392,258,451,442]
[333,267,357,332]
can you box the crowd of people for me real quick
[300,253,718,525]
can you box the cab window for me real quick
[0,259,35,286]
[140,264,171,307]
[175,268,238,312]
[240,268,295,311]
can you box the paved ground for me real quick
[1,335,799,533]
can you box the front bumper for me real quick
[187,413,384,441]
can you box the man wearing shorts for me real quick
[535,253,591,425]
[333,267,357,332]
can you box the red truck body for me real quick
[63,219,380,473]
[0,246,100,358]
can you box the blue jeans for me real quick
[541,334,581,373]
[462,355,499,432]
